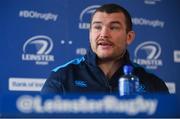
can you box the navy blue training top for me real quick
[41,49,169,94]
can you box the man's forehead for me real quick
[92,12,125,22]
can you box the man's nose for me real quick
[100,27,110,38]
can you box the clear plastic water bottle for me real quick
[119,65,140,96]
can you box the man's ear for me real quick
[126,31,135,45]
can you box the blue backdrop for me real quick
[0,0,180,96]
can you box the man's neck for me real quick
[98,58,123,79]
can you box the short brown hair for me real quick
[91,3,132,32]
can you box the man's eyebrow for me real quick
[92,21,102,25]
[110,21,121,25]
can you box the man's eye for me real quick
[110,26,120,30]
[93,26,102,30]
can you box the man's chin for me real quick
[97,53,110,57]
[97,54,114,60]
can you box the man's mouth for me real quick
[97,41,113,47]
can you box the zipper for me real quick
[96,67,112,93]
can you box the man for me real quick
[41,3,169,94]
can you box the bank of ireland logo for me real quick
[133,41,163,69]
[79,5,100,29]
[22,35,54,65]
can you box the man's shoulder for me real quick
[132,63,169,93]
[52,57,85,73]
[132,63,160,80]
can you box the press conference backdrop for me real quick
[0,0,180,95]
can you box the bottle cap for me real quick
[123,65,133,75]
